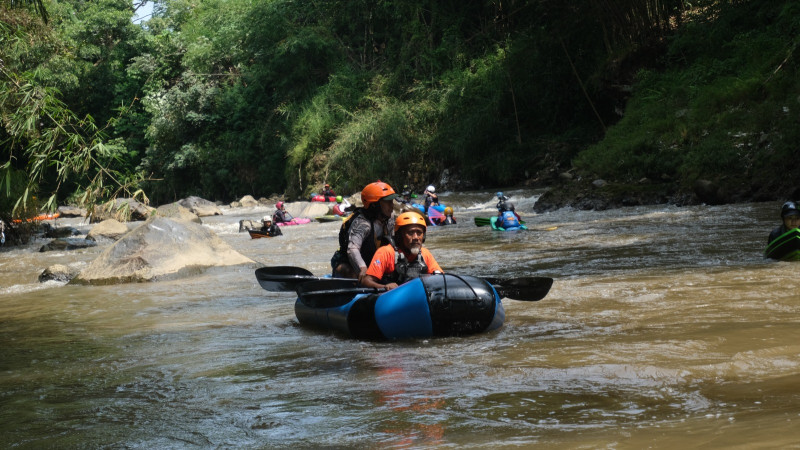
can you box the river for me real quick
[1,190,799,448]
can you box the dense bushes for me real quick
[4,0,799,214]
[574,0,800,198]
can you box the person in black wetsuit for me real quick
[273,201,293,224]
[768,201,800,243]
[260,216,282,237]
[330,181,398,282]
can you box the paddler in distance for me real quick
[768,201,800,244]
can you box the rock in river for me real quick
[71,216,254,285]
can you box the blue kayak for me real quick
[490,216,527,231]
[294,274,505,340]
[411,203,445,214]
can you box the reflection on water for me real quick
[2,193,800,448]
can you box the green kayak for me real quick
[765,228,800,261]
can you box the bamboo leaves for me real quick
[0,65,145,216]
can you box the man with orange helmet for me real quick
[322,183,335,198]
[331,181,398,281]
[361,211,443,291]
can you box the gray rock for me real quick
[39,264,79,282]
[39,238,98,252]
[57,205,87,218]
[87,219,131,242]
[693,179,727,205]
[71,216,254,285]
[239,219,259,232]
[91,198,155,223]
[153,203,201,223]
[239,195,259,208]
[178,196,223,217]
[44,225,81,238]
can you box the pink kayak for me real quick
[276,218,312,227]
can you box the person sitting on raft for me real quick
[331,181,397,282]
[768,201,800,243]
[442,206,456,225]
[273,201,293,224]
[361,211,443,291]
[332,195,352,216]
[322,183,335,198]
[496,202,522,230]
[423,185,439,213]
[260,216,282,237]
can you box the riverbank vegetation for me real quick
[2,0,799,219]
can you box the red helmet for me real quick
[276,201,284,209]
[361,181,397,209]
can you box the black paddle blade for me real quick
[254,266,317,291]
[484,276,553,301]
[297,279,382,308]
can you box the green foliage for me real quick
[8,0,799,210]
[575,0,800,195]
[1,6,147,222]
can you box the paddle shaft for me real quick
[255,266,553,301]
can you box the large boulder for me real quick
[91,198,155,223]
[87,219,131,243]
[57,205,87,218]
[178,196,223,217]
[153,203,202,223]
[71,216,254,285]
[291,202,330,219]
[238,195,259,208]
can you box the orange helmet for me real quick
[361,181,397,208]
[444,206,453,216]
[394,211,427,233]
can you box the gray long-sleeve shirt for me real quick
[346,214,393,270]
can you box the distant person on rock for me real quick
[768,201,800,244]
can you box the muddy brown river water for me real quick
[1,190,799,448]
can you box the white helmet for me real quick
[426,185,435,193]
[262,215,271,222]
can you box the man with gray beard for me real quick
[361,211,443,291]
